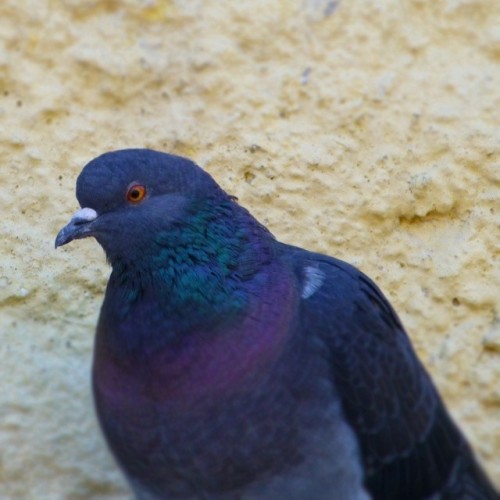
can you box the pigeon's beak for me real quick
[55,207,99,248]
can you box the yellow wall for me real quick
[1,1,498,497]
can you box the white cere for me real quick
[72,207,98,223]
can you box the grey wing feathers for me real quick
[291,249,498,500]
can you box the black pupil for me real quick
[131,189,140,199]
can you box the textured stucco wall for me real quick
[1,1,499,498]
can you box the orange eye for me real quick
[127,184,147,204]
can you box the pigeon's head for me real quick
[55,149,226,263]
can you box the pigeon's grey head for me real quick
[55,149,226,262]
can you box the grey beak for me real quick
[55,207,98,248]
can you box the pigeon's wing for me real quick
[290,248,498,500]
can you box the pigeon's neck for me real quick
[104,198,275,342]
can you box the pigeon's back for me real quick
[288,245,498,500]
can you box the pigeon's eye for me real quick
[127,184,147,204]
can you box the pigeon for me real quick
[56,149,499,500]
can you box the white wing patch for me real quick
[301,266,325,299]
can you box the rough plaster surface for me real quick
[0,1,499,498]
